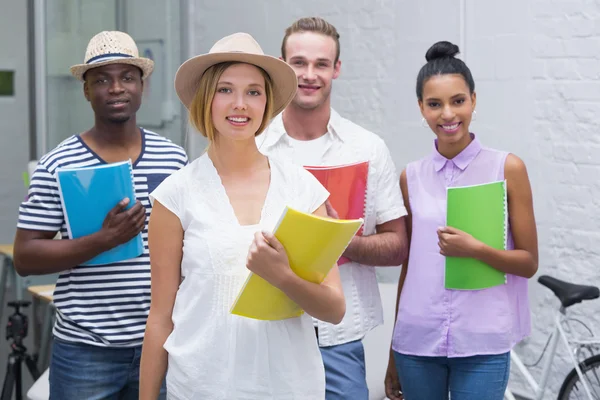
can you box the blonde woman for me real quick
[139,33,345,400]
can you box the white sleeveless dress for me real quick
[150,154,330,399]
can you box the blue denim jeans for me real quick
[320,339,369,400]
[49,337,166,400]
[394,351,510,400]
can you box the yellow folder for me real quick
[230,206,363,321]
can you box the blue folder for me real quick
[56,160,143,266]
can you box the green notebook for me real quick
[445,180,507,290]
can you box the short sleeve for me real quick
[149,167,187,226]
[182,152,190,166]
[17,163,64,232]
[298,167,330,214]
[373,140,407,225]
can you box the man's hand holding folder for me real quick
[99,197,146,250]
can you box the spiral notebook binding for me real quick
[127,159,137,203]
[359,162,369,236]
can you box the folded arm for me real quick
[14,228,111,276]
[343,217,408,266]
[14,198,146,276]
[247,203,346,324]
[437,154,539,278]
[475,154,538,277]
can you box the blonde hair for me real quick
[281,17,341,63]
[189,62,275,142]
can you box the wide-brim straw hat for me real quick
[174,32,297,117]
[70,31,154,81]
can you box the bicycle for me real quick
[505,275,600,400]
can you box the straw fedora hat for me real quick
[174,32,297,117]
[70,31,154,81]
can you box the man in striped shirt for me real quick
[13,31,187,399]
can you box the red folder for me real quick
[305,161,369,265]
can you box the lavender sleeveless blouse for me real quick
[392,135,531,357]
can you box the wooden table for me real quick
[28,284,55,303]
[0,244,13,257]
[0,243,21,326]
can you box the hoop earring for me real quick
[421,118,428,128]
[472,110,477,121]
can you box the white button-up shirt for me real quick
[258,108,407,346]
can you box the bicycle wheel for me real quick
[558,354,600,400]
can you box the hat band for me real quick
[86,53,134,65]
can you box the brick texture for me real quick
[518,0,600,396]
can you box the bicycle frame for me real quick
[505,306,598,400]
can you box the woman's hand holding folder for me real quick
[246,231,292,288]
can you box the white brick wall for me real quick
[188,0,600,397]
[519,0,600,397]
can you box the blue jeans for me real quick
[320,339,368,400]
[393,351,510,400]
[49,337,166,400]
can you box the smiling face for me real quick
[283,32,341,111]
[210,63,269,143]
[419,74,476,149]
[84,63,143,124]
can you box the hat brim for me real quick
[174,52,298,117]
[70,57,155,81]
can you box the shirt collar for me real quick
[327,108,345,142]
[260,108,345,149]
[432,133,482,172]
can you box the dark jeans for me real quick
[394,351,510,400]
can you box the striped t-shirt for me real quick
[17,128,188,347]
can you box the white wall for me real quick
[186,1,463,163]
[188,0,600,397]
[45,0,116,151]
[0,0,29,243]
[126,0,184,144]
[519,0,600,396]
